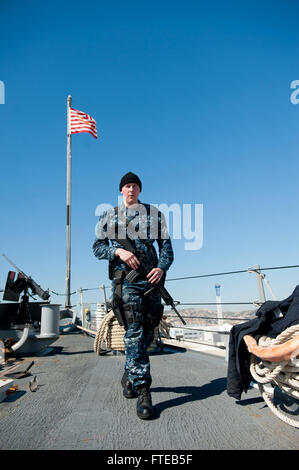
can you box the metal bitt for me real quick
[38,305,60,338]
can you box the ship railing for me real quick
[74,263,277,359]
[161,318,241,361]
[43,262,299,360]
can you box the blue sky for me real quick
[0,0,298,313]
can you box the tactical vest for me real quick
[108,205,158,280]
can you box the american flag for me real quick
[70,107,98,139]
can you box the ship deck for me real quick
[0,330,298,451]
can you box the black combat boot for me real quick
[136,387,154,420]
[121,371,138,399]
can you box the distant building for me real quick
[215,283,223,326]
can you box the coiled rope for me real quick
[93,311,170,355]
[94,311,125,354]
[248,324,299,428]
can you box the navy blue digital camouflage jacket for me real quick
[93,202,174,274]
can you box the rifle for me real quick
[115,237,186,325]
[2,253,50,301]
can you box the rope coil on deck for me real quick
[93,311,124,354]
[93,311,170,355]
[244,324,299,428]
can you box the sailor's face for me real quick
[121,183,141,206]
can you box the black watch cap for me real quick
[119,172,142,191]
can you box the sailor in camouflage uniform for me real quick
[93,172,173,419]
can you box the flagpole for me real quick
[66,95,72,308]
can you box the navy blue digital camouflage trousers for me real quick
[112,276,163,390]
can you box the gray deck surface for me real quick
[0,331,298,450]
